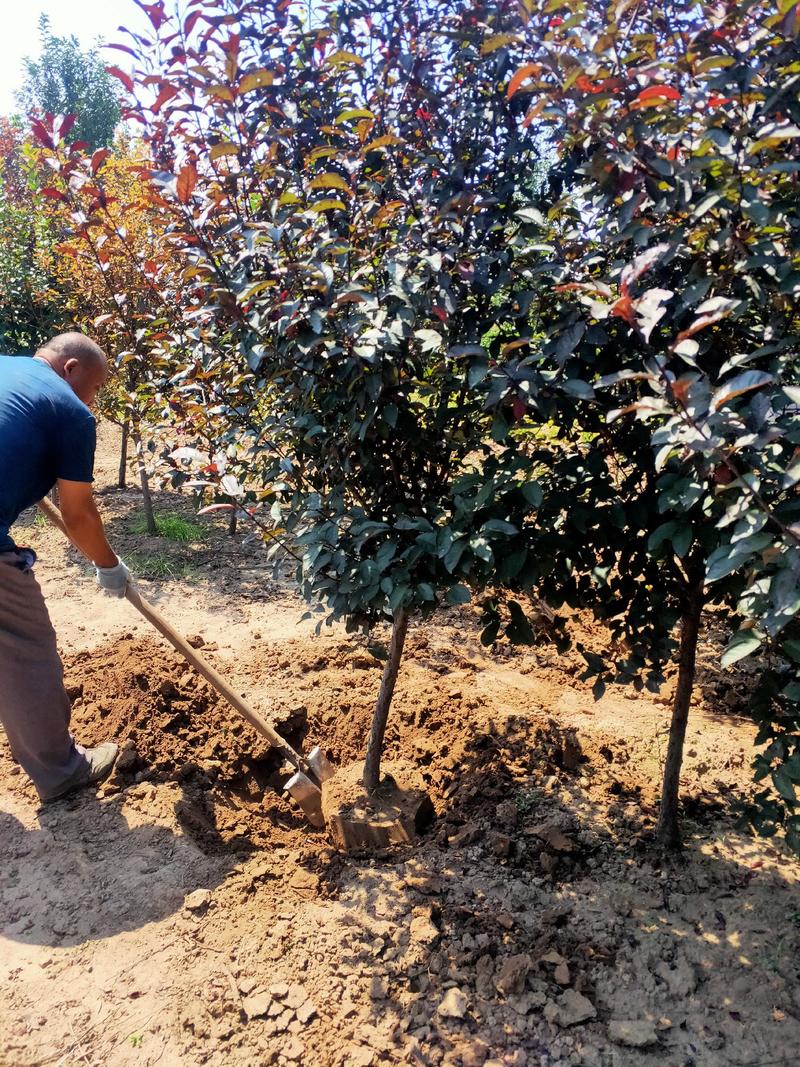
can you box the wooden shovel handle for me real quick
[37,497,304,771]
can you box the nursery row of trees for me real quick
[4,0,799,850]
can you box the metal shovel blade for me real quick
[306,746,335,784]
[285,771,325,828]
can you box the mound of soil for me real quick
[61,630,633,868]
[64,636,295,851]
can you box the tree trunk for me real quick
[363,610,409,794]
[118,421,129,490]
[656,578,705,849]
[229,508,238,538]
[132,425,157,536]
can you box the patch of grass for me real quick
[33,511,49,528]
[515,787,542,816]
[130,512,205,543]
[125,551,198,581]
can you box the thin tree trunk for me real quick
[229,508,238,538]
[132,425,157,536]
[656,578,705,849]
[118,421,129,490]
[363,610,409,794]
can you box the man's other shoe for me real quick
[41,742,119,804]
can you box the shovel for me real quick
[38,498,334,827]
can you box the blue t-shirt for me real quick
[0,355,96,551]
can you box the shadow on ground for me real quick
[0,784,239,949]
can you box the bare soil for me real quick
[1,422,798,1067]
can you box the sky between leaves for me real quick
[0,0,150,116]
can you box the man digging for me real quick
[0,333,130,803]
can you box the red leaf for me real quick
[620,244,669,294]
[58,114,78,139]
[107,66,135,93]
[91,148,111,176]
[152,84,179,114]
[40,187,67,201]
[511,397,527,421]
[176,163,198,204]
[635,85,681,105]
[713,464,735,486]
[135,1,167,30]
[184,10,201,35]
[575,75,622,95]
[105,44,139,58]
[70,141,90,153]
[508,63,541,99]
[611,294,636,326]
[30,119,54,149]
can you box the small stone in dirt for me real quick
[369,976,388,1000]
[496,911,515,930]
[438,987,468,1020]
[541,904,572,926]
[532,822,576,853]
[460,1038,489,1067]
[562,729,582,770]
[508,992,544,1016]
[539,851,558,876]
[296,1000,317,1024]
[554,961,571,986]
[487,831,513,858]
[544,989,596,1028]
[540,950,566,966]
[448,821,482,847]
[608,1020,658,1048]
[410,905,440,946]
[289,868,319,898]
[115,743,139,773]
[284,983,307,1010]
[345,1047,375,1067]
[184,888,212,913]
[187,634,206,648]
[269,982,289,1000]
[655,957,697,997]
[272,1008,294,1033]
[284,1038,305,1061]
[494,954,532,997]
[494,800,519,829]
[241,992,271,1020]
[475,954,495,998]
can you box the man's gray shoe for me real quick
[41,742,119,804]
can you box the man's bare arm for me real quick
[57,480,119,569]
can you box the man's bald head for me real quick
[35,333,109,409]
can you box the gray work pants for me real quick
[0,550,88,799]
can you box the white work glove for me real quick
[96,558,130,598]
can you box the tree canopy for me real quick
[19,15,121,150]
